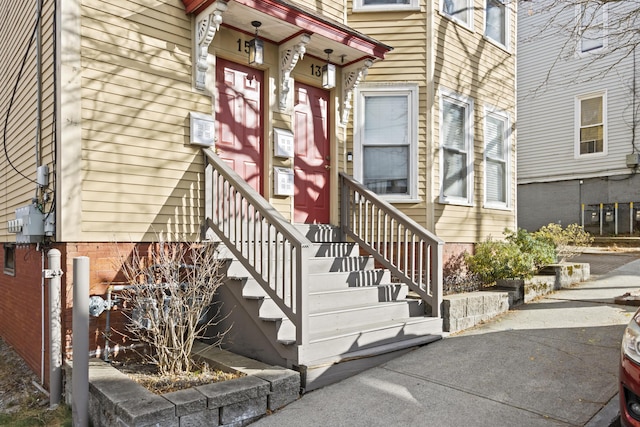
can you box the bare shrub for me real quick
[443,253,481,295]
[116,240,227,376]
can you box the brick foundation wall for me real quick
[62,242,151,361]
[0,242,155,389]
[0,245,49,385]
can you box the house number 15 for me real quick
[237,38,250,54]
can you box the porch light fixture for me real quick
[248,21,264,65]
[322,49,336,89]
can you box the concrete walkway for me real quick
[252,252,640,427]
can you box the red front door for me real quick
[293,83,331,224]
[215,58,263,193]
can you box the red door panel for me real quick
[215,58,263,193]
[294,83,330,224]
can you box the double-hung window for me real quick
[440,90,474,205]
[355,84,418,201]
[576,92,606,156]
[485,0,508,48]
[441,0,473,28]
[484,108,510,208]
[578,2,606,53]
[353,0,419,12]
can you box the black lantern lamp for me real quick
[248,21,264,65]
[322,49,336,89]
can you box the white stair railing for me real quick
[340,173,444,317]
[203,148,312,347]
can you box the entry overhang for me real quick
[182,0,392,65]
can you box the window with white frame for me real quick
[441,0,473,28]
[484,109,510,207]
[577,92,606,156]
[578,2,606,53]
[353,0,419,12]
[355,84,418,200]
[485,0,508,48]
[440,90,474,205]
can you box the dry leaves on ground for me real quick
[111,359,242,395]
[0,337,48,414]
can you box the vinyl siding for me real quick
[432,0,516,242]
[347,0,516,243]
[517,0,637,183]
[70,0,208,241]
[0,1,56,242]
[347,8,428,228]
[295,0,345,23]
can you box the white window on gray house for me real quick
[353,0,419,12]
[484,109,510,208]
[578,2,606,53]
[354,84,418,201]
[577,92,606,155]
[440,90,474,205]
[442,0,473,28]
[485,0,508,48]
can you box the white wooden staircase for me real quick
[202,148,444,391]
[215,225,442,390]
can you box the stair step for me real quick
[308,269,391,290]
[307,256,375,273]
[305,317,442,364]
[309,284,408,312]
[309,300,424,333]
[312,242,358,257]
[295,224,340,242]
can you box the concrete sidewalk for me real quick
[251,253,640,427]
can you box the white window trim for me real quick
[483,106,511,210]
[439,0,474,31]
[354,83,419,203]
[575,2,607,56]
[574,91,608,159]
[483,0,511,52]
[353,0,420,12]
[439,88,474,206]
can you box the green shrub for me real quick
[504,228,556,270]
[533,223,593,262]
[464,228,556,284]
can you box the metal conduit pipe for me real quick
[103,284,135,362]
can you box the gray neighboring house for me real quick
[517,0,640,235]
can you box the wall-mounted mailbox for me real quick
[274,167,294,196]
[274,128,294,158]
[189,112,215,147]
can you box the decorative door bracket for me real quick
[279,34,312,111]
[341,59,373,126]
[194,1,228,91]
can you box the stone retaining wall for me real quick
[443,263,590,333]
[66,343,300,427]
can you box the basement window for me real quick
[4,244,15,276]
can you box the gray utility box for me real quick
[7,205,45,244]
